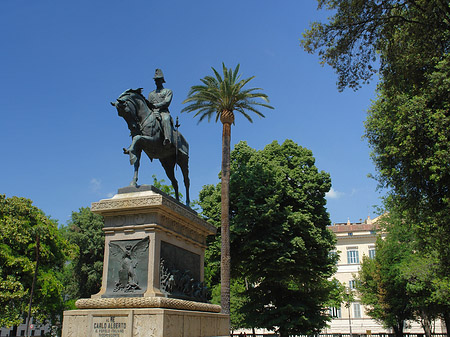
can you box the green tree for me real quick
[210,279,250,332]
[356,212,415,337]
[62,207,104,300]
[182,63,273,315]
[364,55,450,273]
[302,0,450,254]
[401,252,442,337]
[0,195,72,330]
[199,140,337,336]
[301,0,450,91]
[302,1,450,330]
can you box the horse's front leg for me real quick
[123,135,142,165]
[130,151,141,187]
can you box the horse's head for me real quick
[111,89,141,117]
[111,88,147,135]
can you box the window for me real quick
[348,232,353,236]
[349,280,357,289]
[369,247,376,259]
[347,248,359,264]
[353,303,361,318]
[329,306,342,318]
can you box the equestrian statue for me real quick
[111,69,190,206]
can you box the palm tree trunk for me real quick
[221,118,232,316]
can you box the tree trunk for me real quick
[419,311,432,337]
[393,320,404,337]
[443,310,450,337]
[26,235,40,337]
[220,119,232,315]
[278,328,289,337]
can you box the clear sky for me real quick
[0,0,383,225]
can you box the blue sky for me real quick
[0,1,382,225]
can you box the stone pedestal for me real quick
[62,186,229,337]
[63,308,229,337]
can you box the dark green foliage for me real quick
[62,207,104,299]
[210,279,250,331]
[200,140,337,336]
[302,0,450,91]
[0,195,72,328]
[365,56,450,257]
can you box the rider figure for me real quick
[147,69,173,146]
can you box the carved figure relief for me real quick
[104,237,149,297]
[160,259,210,302]
[159,241,209,302]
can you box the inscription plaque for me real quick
[92,315,129,337]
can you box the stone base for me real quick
[62,307,229,337]
[75,296,222,313]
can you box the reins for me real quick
[126,92,160,136]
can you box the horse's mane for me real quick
[119,88,147,103]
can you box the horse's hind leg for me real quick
[160,158,179,201]
[178,153,190,207]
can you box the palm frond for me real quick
[182,63,274,124]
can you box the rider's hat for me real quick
[153,69,166,83]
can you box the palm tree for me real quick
[182,63,273,315]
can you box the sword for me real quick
[175,116,180,171]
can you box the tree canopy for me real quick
[62,207,104,301]
[356,212,414,337]
[302,0,450,91]
[0,195,72,328]
[357,210,450,336]
[199,140,337,337]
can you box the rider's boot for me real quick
[161,114,172,146]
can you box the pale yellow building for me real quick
[325,216,445,335]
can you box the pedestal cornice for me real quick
[91,187,216,240]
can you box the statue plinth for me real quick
[62,186,229,337]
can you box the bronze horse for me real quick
[111,88,190,206]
